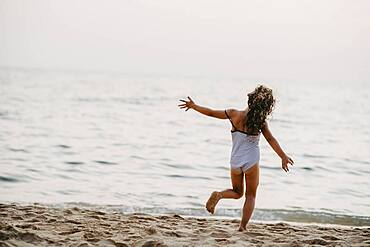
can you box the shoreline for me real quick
[1,203,369,246]
[3,201,369,227]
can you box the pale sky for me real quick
[0,0,369,82]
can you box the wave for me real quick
[51,203,370,227]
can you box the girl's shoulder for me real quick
[228,108,247,115]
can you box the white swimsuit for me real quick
[225,110,260,172]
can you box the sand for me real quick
[0,203,369,247]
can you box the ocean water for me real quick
[1,68,369,226]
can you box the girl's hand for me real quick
[178,96,195,111]
[282,155,294,172]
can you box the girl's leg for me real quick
[239,163,259,231]
[220,168,244,199]
[206,168,244,214]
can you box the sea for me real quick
[1,67,369,226]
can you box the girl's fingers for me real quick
[187,96,193,102]
[179,104,190,111]
[178,104,186,107]
[179,99,187,103]
[283,164,289,172]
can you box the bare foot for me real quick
[238,225,246,232]
[206,191,222,214]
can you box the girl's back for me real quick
[228,109,260,136]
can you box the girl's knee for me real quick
[236,192,243,199]
[245,192,257,199]
[234,188,244,199]
[245,184,258,198]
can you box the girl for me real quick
[178,85,294,231]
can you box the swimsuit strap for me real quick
[224,110,237,130]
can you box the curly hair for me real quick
[245,85,275,134]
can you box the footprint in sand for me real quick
[163,230,182,238]
[96,239,128,247]
[214,238,230,243]
[140,240,166,247]
[210,230,231,238]
[145,227,157,235]
[301,238,329,245]
[59,228,82,235]
[322,235,340,241]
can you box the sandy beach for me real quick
[0,204,369,246]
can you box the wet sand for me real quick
[0,203,369,246]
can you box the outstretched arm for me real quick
[178,96,228,119]
[262,122,294,172]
